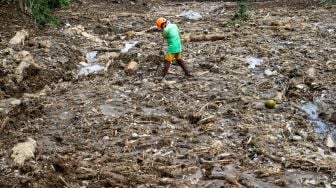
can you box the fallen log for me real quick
[90,47,121,52]
[183,34,228,42]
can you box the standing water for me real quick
[299,102,329,134]
[78,64,104,76]
[86,51,98,64]
[121,41,138,53]
[78,51,104,76]
[245,56,263,69]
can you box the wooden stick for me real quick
[200,158,231,164]
[0,117,10,133]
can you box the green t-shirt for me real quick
[163,24,182,54]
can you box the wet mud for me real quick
[0,0,336,187]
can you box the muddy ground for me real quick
[0,0,336,187]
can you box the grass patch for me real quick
[223,0,249,27]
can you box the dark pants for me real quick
[162,59,190,78]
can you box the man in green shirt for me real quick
[156,17,191,80]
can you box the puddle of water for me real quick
[121,41,138,53]
[245,56,263,69]
[78,64,104,76]
[142,107,165,116]
[100,104,128,117]
[86,51,98,64]
[299,102,329,134]
[313,22,336,29]
[59,111,73,120]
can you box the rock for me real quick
[295,84,307,89]
[326,133,335,148]
[131,133,139,138]
[180,10,202,20]
[64,25,85,36]
[15,62,34,82]
[38,40,52,48]
[10,99,21,106]
[81,32,102,43]
[124,60,138,73]
[9,29,29,45]
[11,137,37,165]
[254,102,265,110]
[58,56,69,64]
[306,67,315,79]
[14,51,42,82]
[15,51,34,64]
[264,69,277,77]
[292,135,302,141]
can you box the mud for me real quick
[1,0,336,187]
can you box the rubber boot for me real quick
[177,59,191,76]
[162,60,171,79]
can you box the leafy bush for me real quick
[232,1,249,22]
[320,0,336,4]
[48,0,71,9]
[27,0,70,25]
[223,0,249,27]
[0,0,71,25]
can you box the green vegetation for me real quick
[28,0,71,25]
[232,0,249,22]
[223,0,249,27]
[0,0,70,25]
[320,0,336,4]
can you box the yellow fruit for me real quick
[265,99,276,109]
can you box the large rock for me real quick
[124,60,138,73]
[9,29,29,45]
[11,137,37,165]
[14,51,42,82]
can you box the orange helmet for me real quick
[156,17,166,29]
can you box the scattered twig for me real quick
[196,103,209,116]
[59,176,72,188]
[197,115,216,125]
[0,117,10,133]
[200,158,231,164]
[158,164,182,170]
